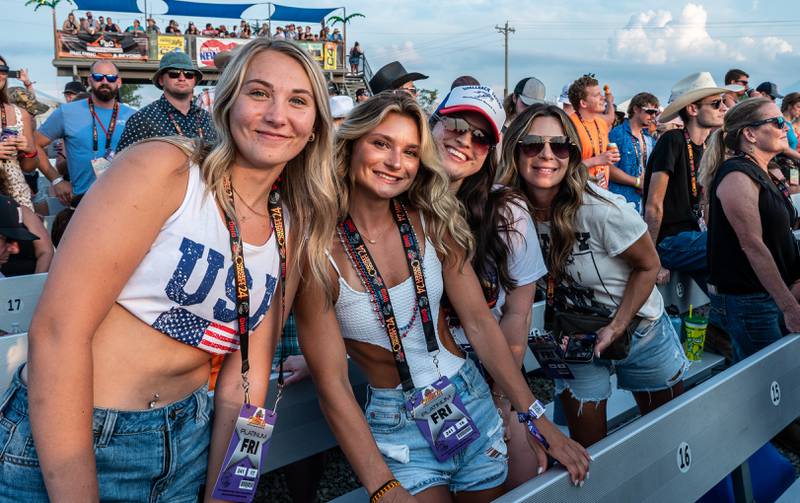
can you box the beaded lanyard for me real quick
[337,200,438,392]
[575,111,603,156]
[631,132,647,177]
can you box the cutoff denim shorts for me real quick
[555,312,689,404]
[0,365,212,503]
[365,358,508,495]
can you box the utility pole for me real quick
[495,21,515,99]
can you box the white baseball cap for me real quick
[329,95,354,119]
[434,85,506,143]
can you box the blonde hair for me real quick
[499,103,606,280]
[335,91,474,264]
[153,39,339,299]
[699,97,772,199]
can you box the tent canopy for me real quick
[270,4,339,23]
[73,0,142,14]
[164,0,259,19]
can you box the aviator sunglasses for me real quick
[437,115,493,147]
[90,73,119,83]
[518,135,575,159]
[746,116,787,130]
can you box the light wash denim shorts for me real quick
[555,312,689,406]
[365,358,508,495]
[0,365,212,503]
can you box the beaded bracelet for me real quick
[370,479,401,503]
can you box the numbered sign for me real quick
[7,298,21,312]
[677,442,692,473]
[770,381,781,406]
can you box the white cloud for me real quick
[608,3,792,64]
[374,40,422,64]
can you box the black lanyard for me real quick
[337,200,437,392]
[88,98,119,153]
[222,176,286,403]
[0,104,6,130]
[683,128,700,199]
[163,98,204,140]
[631,131,647,176]
[576,111,603,157]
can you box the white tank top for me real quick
[116,164,282,355]
[331,216,464,389]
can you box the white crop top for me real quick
[331,218,464,389]
[116,164,282,355]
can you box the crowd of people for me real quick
[1,34,799,503]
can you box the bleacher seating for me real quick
[658,270,710,316]
[0,273,47,333]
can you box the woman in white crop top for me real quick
[432,85,552,489]
[1,40,339,502]
[295,93,590,502]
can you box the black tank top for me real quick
[708,156,800,294]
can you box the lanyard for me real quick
[164,98,205,140]
[0,105,6,130]
[88,98,119,153]
[575,111,603,157]
[683,128,699,199]
[631,131,647,177]
[222,176,286,404]
[337,200,438,392]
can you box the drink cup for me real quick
[683,315,708,361]
[588,165,610,189]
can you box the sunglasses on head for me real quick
[90,73,119,83]
[699,98,724,110]
[518,135,575,159]
[167,70,196,80]
[746,116,787,130]
[437,115,493,147]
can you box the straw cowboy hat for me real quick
[660,72,742,122]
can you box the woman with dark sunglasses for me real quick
[700,98,800,361]
[430,86,577,488]
[500,104,687,448]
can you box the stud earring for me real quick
[308,132,316,142]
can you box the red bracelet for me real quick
[19,150,37,159]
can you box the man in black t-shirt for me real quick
[643,72,742,291]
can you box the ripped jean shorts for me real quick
[365,358,507,495]
[555,312,689,407]
[0,365,212,503]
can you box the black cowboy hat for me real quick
[368,61,428,94]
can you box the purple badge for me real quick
[211,404,276,502]
[406,376,479,462]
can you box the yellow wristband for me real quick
[371,479,401,503]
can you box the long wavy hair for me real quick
[335,91,474,265]
[150,39,338,299]
[699,97,772,200]
[430,113,524,291]
[499,104,605,280]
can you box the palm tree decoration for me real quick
[26,0,72,9]
[327,13,365,26]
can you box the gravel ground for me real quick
[255,375,798,502]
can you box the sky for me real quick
[2,0,800,108]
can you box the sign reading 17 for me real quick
[7,298,21,312]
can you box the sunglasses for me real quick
[734,79,749,87]
[643,108,660,116]
[437,116,493,147]
[699,98,724,110]
[90,73,119,83]
[0,65,8,74]
[746,116,787,130]
[167,70,196,80]
[518,135,575,159]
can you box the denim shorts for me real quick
[709,291,787,363]
[365,359,508,495]
[0,365,212,503]
[555,312,689,404]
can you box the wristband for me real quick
[519,415,550,449]
[51,176,64,186]
[635,176,641,188]
[19,149,37,159]
[370,479,400,503]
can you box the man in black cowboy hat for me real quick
[368,61,428,96]
[117,51,216,152]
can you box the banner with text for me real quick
[57,31,147,60]
[157,35,186,60]
[323,42,338,70]
[196,37,251,68]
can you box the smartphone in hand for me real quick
[7,70,20,79]
[563,333,597,364]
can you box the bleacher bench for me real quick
[0,273,47,333]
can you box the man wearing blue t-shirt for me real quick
[34,61,134,205]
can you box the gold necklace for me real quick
[355,219,394,244]
[231,184,268,218]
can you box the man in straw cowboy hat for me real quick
[117,51,215,152]
[643,72,742,290]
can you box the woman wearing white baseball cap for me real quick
[431,86,588,488]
